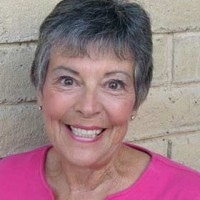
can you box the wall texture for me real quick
[0,0,200,171]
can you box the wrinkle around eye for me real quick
[50,76,81,91]
[101,79,135,97]
[59,76,74,87]
[104,79,127,92]
[108,80,125,90]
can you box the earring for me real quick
[130,115,135,121]
[130,113,136,121]
[39,106,42,111]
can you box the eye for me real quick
[59,76,75,86]
[107,80,125,90]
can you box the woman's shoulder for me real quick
[151,149,200,181]
[131,143,200,180]
[0,145,53,199]
[116,143,200,199]
[148,150,200,198]
[126,142,200,180]
[0,145,50,173]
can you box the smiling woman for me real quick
[40,54,136,168]
[0,0,200,200]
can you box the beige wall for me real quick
[0,0,200,171]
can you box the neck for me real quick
[45,145,126,193]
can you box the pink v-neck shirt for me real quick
[0,144,200,200]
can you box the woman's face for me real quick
[38,51,136,167]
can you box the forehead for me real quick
[49,48,134,72]
[47,53,134,83]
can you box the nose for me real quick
[75,88,102,118]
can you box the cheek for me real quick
[104,96,135,126]
[42,90,70,120]
[41,91,70,142]
[107,102,132,145]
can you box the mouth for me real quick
[67,125,105,140]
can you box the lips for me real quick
[67,125,104,140]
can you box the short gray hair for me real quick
[31,0,153,109]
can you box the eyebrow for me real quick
[52,65,133,80]
[105,71,133,80]
[52,66,79,75]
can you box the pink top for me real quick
[0,144,200,200]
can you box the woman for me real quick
[0,0,200,199]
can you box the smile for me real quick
[69,126,104,139]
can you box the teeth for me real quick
[70,126,102,138]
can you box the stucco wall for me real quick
[0,0,200,171]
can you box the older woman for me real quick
[0,0,200,199]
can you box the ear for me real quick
[131,109,137,117]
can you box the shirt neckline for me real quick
[39,143,156,199]
[106,143,155,199]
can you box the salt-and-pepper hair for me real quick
[31,0,153,109]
